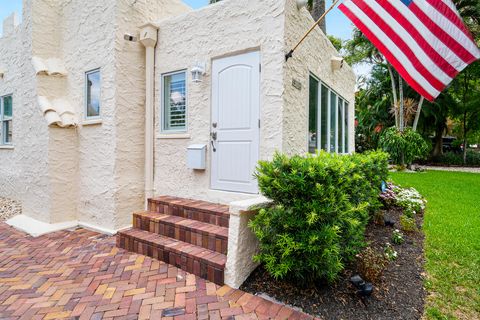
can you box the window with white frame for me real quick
[308,75,349,154]
[162,71,187,132]
[0,95,13,145]
[85,69,101,119]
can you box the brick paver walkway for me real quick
[0,223,315,320]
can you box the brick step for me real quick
[148,196,230,228]
[117,228,226,285]
[133,211,228,254]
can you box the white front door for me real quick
[211,51,260,194]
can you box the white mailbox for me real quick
[187,144,207,170]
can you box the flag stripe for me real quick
[339,0,480,100]
[385,0,467,72]
[427,0,473,41]
[380,0,460,77]
[417,1,480,59]
[340,2,437,100]
[440,0,460,17]
[361,0,452,86]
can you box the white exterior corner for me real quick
[225,197,271,289]
[6,215,78,238]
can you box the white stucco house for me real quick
[0,0,355,286]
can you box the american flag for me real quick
[339,0,480,101]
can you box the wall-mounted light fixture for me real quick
[191,63,206,83]
[331,56,344,71]
[0,68,4,79]
[296,0,308,10]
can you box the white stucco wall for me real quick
[0,1,53,223]
[153,0,287,204]
[0,0,191,231]
[113,0,191,229]
[283,0,356,156]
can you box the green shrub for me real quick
[391,229,405,245]
[356,247,389,282]
[249,150,389,284]
[400,215,417,232]
[432,150,480,167]
[379,127,430,165]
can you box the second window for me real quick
[309,75,349,154]
[162,71,187,132]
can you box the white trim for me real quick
[77,221,120,236]
[82,119,103,126]
[157,133,191,139]
[160,70,188,134]
[0,145,14,149]
[6,215,78,238]
[327,87,331,152]
[84,68,102,121]
[6,215,130,237]
[308,73,320,153]
[334,94,338,153]
[342,99,346,154]
[0,94,13,146]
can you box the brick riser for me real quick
[148,197,230,228]
[117,229,225,285]
[133,213,228,255]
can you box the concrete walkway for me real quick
[423,165,480,173]
[0,223,315,320]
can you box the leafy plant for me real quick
[400,215,418,233]
[249,151,389,284]
[373,210,385,225]
[384,243,398,261]
[379,127,430,165]
[392,229,405,245]
[356,247,389,282]
[395,187,426,217]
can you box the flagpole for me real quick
[286,0,342,61]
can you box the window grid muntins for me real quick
[163,72,187,132]
[308,76,349,154]
[0,95,13,145]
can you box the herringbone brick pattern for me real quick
[0,223,317,319]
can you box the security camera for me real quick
[124,33,138,42]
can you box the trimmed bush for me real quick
[249,151,389,284]
[379,127,430,165]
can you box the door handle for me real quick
[211,131,217,152]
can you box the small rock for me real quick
[0,197,22,222]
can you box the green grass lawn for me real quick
[390,171,480,320]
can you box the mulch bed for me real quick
[241,208,426,320]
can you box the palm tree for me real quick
[308,0,326,34]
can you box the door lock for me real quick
[211,131,217,152]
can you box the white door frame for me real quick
[210,51,261,194]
